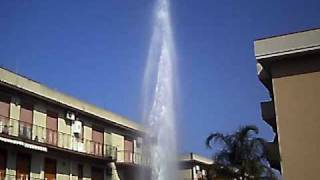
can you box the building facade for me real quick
[179,153,213,180]
[254,28,320,179]
[0,67,146,180]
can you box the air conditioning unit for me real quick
[72,120,82,134]
[66,111,76,121]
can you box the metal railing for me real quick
[117,150,149,166]
[0,115,117,160]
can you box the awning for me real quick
[0,136,47,152]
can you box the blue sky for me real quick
[1,0,320,157]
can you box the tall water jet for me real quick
[143,0,177,179]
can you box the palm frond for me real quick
[206,125,279,179]
[215,150,231,165]
[239,125,259,139]
[251,137,268,159]
[206,133,226,149]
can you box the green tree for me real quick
[206,125,277,180]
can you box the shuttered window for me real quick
[92,129,103,143]
[92,128,103,156]
[46,111,58,130]
[19,103,33,139]
[46,111,58,145]
[20,103,33,124]
[124,138,134,163]
[0,95,10,135]
[0,95,10,118]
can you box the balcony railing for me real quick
[117,150,149,166]
[0,115,117,160]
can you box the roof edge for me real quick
[0,67,144,133]
[254,28,320,61]
[255,27,320,42]
[180,153,213,165]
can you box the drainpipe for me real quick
[191,153,194,180]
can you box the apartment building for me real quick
[0,67,146,180]
[179,153,213,180]
[254,28,320,179]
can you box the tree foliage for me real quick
[206,125,277,180]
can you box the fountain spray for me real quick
[143,0,178,179]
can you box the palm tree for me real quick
[206,125,277,180]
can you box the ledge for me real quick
[254,28,320,61]
[180,153,213,165]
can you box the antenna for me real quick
[14,58,19,74]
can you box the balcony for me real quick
[116,150,151,180]
[116,150,149,166]
[0,115,117,161]
[260,101,277,131]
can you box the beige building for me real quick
[0,67,147,180]
[179,153,213,180]
[254,28,320,179]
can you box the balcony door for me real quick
[20,103,33,139]
[0,149,6,179]
[0,95,10,134]
[92,128,103,157]
[124,138,134,163]
[44,158,56,180]
[46,111,58,146]
[16,153,30,180]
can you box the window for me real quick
[124,138,134,163]
[19,103,33,139]
[20,103,33,124]
[46,111,58,145]
[0,95,10,134]
[0,95,10,118]
[92,128,103,156]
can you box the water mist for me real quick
[143,0,178,179]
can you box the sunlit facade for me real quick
[0,67,146,180]
[255,28,320,179]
